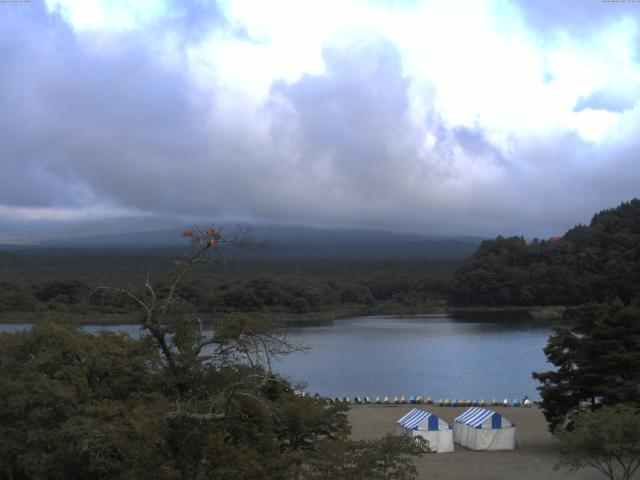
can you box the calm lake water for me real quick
[0,314,559,400]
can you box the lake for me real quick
[0,313,558,401]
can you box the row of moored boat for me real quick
[325,396,533,407]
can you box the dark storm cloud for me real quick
[262,38,531,235]
[0,0,223,213]
[268,39,415,199]
[0,1,83,208]
[0,0,307,222]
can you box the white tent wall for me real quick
[395,409,454,453]
[453,424,517,451]
[412,429,454,453]
[453,407,518,451]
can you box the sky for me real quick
[1,0,639,238]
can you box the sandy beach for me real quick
[348,405,606,480]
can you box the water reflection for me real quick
[276,314,556,400]
[0,314,556,401]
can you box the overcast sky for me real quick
[1,0,639,237]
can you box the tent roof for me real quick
[454,407,502,428]
[397,408,439,430]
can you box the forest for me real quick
[449,199,640,307]
[0,252,455,323]
[1,199,639,322]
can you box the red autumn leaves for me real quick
[176,228,222,268]
[181,228,221,245]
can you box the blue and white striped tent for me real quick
[395,409,454,453]
[454,407,512,429]
[453,407,518,450]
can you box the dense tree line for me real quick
[449,199,640,306]
[0,254,455,320]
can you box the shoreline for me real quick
[447,304,569,320]
[0,304,571,325]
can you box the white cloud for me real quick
[46,0,166,31]
[1,0,640,237]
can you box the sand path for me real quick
[348,405,610,480]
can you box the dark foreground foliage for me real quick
[450,199,640,306]
[0,229,427,480]
[556,404,640,480]
[0,322,427,480]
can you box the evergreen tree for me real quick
[533,301,640,431]
[450,198,640,306]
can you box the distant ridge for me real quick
[0,220,482,260]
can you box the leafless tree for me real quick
[93,227,304,415]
